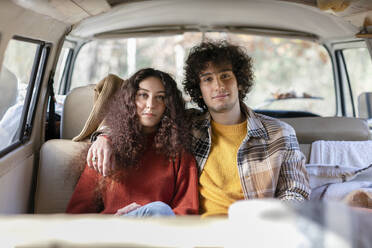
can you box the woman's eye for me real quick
[156,95,165,101]
[138,93,148,99]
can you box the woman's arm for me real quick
[66,165,102,213]
[171,152,199,215]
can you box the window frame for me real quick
[0,36,52,158]
[331,40,369,117]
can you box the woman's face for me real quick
[135,76,166,133]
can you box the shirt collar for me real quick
[199,102,269,140]
[242,104,269,140]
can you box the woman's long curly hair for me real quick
[103,68,191,170]
[183,40,255,111]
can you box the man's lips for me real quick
[212,93,229,99]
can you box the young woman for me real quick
[66,68,199,216]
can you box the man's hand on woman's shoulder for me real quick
[87,135,114,177]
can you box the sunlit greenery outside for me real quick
[66,32,369,116]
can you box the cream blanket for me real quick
[307,140,372,208]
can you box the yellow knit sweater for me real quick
[199,119,247,217]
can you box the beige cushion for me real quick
[61,85,95,139]
[281,117,370,161]
[281,117,370,143]
[34,139,88,213]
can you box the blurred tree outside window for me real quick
[70,32,334,116]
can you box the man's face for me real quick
[199,62,240,114]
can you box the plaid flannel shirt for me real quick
[190,104,311,201]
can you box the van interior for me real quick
[0,0,372,247]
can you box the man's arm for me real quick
[276,138,311,201]
[88,127,114,176]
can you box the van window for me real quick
[342,48,372,117]
[54,42,74,94]
[70,32,334,116]
[70,33,202,91]
[0,37,48,153]
[237,37,334,116]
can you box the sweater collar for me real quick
[199,102,269,140]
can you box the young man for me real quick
[182,41,310,217]
[88,41,310,217]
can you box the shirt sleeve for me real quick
[171,152,199,215]
[90,121,111,142]
[65,165,102,213]
[276,135,311,201]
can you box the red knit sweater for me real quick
[66,143,199,215]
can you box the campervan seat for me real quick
[61,84,95,139]
[34,83,371,213]
[280,117,370,161]
[35,84,95,213]
[35,139,88,213]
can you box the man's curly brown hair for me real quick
[183,40,254,111]
[103,68,191,170]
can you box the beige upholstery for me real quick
[61,85,95,139]
[34,139,88,213]
[281,117,370,161]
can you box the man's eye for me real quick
[221,73,231,79]
[202,77,213,83]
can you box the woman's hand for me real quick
[115,202,142,216]
[87,135,114,176]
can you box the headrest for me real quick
[60,74,125,141]
[280,117,370,144]
[61,84,95,139]
[72,74,125,141]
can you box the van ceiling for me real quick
[69,0,357,42]
[12,0,372,42]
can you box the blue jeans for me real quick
[125,201,175,217]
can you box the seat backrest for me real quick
[280,117,370,161]
[35,139,88,213]
[61,85,95,139]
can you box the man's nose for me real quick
[214,77,225,89]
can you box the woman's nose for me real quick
[146,97,156,108]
